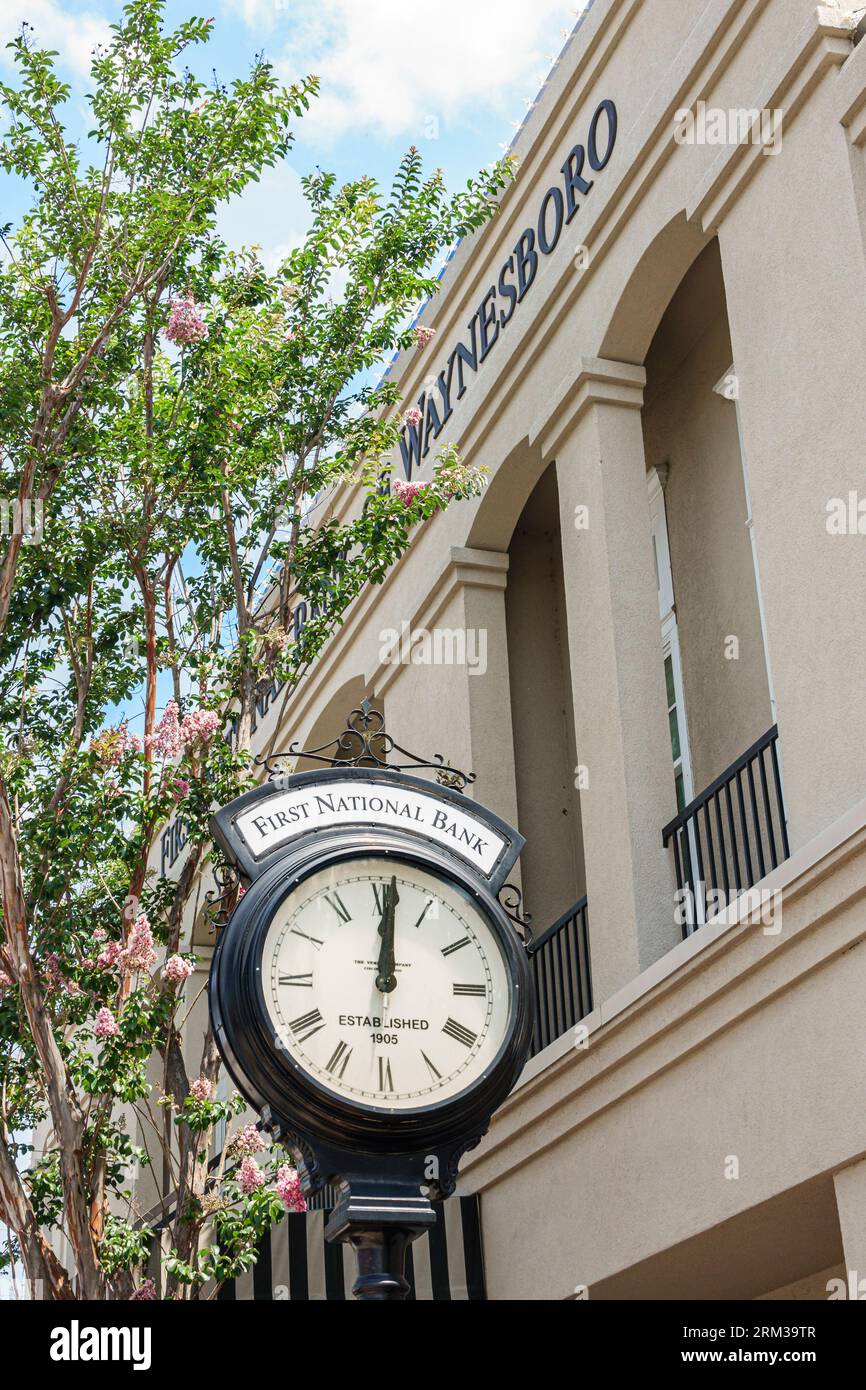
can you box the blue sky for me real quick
[1,0,589,263]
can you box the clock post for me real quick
[208,703,535,1301]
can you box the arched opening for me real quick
[505,461,585,931]
[641,239,782,923]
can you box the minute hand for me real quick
[375,876,399,993]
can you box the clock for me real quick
[209,766,533,1195]
[260,854,512,1113]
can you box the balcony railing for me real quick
[527,896,593,1057]
[662,724,789,936]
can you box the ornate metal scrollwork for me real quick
[202,861,242,933]
[255,698,476,793]
[497,882,533,946]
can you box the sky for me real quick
[0,0,593,264]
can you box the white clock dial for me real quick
[261,856,511,1112]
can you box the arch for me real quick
[292,673,381,774]
[465,435,549,553]
[600,210,710,365]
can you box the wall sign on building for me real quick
[400,98,618,478]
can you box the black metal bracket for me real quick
[497,882,533,947]
[202,861,241,934]
[254,698,476,793]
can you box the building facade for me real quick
[153,0,866,1300]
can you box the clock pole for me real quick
[326,1181,437,1301]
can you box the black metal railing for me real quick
[527,896,593,1057]
[662,724,789,936]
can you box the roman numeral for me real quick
[291,928,324,949]
[443,1017,477,1049]
[414,899,434,928]
[324,891,351,923]
[279,973,313,987]
[325,1040,352,1079]
[378,1056,394,1092]
[289,1008,325,1043]
[421,1051,442,1082]
[453,983,486,997]
[372,882,384,914]
[441,936,470,957]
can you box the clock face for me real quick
[261,855,511,1112]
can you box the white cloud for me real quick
[0,0,110,78]
[226,0,572,143]
[217,161,310,267]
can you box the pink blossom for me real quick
[95,1007,119,1038]
[179,708,219,747]
[165,296,208,347]
[43,955,80,996]
[163,954,194,984]
[81,957,96,970]
[403,406,423,428]
[275,1164,306,1213]
[0,968,12,992]
[393,479,431,506]
[238,1156,266,1194]
[162,776,190,804]
[190,1077,212,1102]
[120,914,157,975]
[230,1124,267,1157]
[414,325,436,348]
[93,928,107,943]
[145,700,183,758]
[237,885,245,899]
[90,723,141,768]
[97,940,122,970]
[129,1279,157,1301]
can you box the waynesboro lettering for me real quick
[399,98,617,479]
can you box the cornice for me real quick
[836,16,866,145]
[687,6,855,232]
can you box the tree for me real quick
[0,1,514,1298]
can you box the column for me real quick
[533,357,679,1001]
[374,549,523,888]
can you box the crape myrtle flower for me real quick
[95,1007,119,1038]
[165,296,208,346]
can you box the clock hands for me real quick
[375,875,399,994]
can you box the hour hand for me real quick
[375,876,399,993]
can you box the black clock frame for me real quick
[210,827,534,1167]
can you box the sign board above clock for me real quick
[210,766,524,892]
